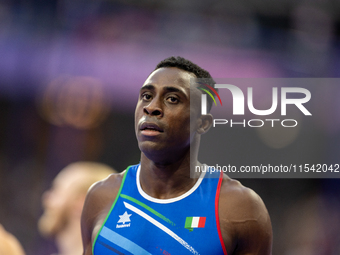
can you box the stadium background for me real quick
[0,1,339,254]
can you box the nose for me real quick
[42,189,52,206]
[143,99,163,117]
[41,189,53,205]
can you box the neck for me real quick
[139,137,203,199]
[55,218,83,255]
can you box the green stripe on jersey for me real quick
[120,194,176,226]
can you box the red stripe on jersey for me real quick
[215,171,228,255]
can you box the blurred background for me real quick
[0,0,339,254]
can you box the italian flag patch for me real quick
[184,216,206,231]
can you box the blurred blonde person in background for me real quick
[0,224,25,255]
[38,162,115,255]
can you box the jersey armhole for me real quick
[92,166,131,254]
[215,171,228,255]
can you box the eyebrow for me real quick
[163,86,182,93]
[140,84,155,92]
[140,85,184,94]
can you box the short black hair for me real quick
[155,56,217,112]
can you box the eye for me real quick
[166,96,179,104]
[141,93,152,101]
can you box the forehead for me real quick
[53,169,81,189]
[143,67,196,90]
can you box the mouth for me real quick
[140,122,164,136]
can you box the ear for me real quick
[196,114,213,134]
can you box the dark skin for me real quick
[81,67,273,255]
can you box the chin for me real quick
[38,214,61,237]
[139,140,164,153]
[38,219,54,237]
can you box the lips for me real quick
[140,122,164,132]
[139,122,164,136]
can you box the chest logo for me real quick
[116,211,132,228]
[184,216,206,232]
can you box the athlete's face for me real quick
[135,67,201,163]
[38,170,79,237]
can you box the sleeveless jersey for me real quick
[93,164,227,255]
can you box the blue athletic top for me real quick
[93,164,227,255]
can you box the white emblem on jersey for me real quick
[116,211,132,228]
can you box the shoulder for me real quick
[0,224,25,255]
[218,175,272,255]
[86,171,125,203]
[81,171,126,253]
[82,171,125,225]
[219,176,267,218]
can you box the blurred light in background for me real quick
[256,111,301,149]
[37,75,110,129]
[292,4,334,50]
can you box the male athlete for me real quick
[81,56,273,255]
[39,162,115,255]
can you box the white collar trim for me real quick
[136,165,206,204]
